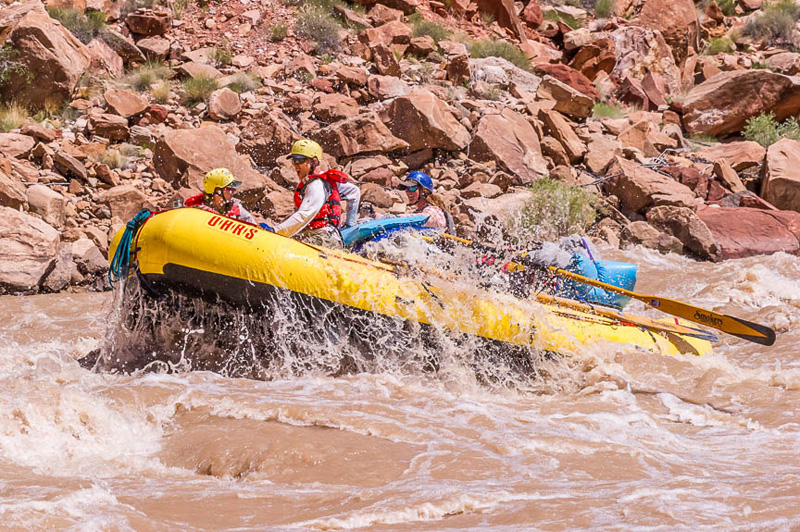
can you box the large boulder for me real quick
[682,70,800,137]
[237,111,300,167]
[604,156,697,214]
[647,205,718,260]
[0,206,59,293]
[762,138,800,212]
[473,0,527,42]
[468,108,548,185]
[153,125,272,195]
[104,88,148,118]
[696,141,766,171]
[27,184,65,228]
[0,133,35,159]
[309,111,409,158]
[207,88,242,121]
[536,75,594,120]
[611,26,681,95]
[3,1,91,110]
[97,185,151,223]
[0,158,27,209]
[470,57,542,94]
[697,206,800,259]
[383,89,471,152]
[629,0,699,66]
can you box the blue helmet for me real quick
[400,171,433,193]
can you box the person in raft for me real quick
[398,171,453,232]
[272,139,360,249]
[185,167,256,225]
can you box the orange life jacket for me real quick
[294,169,348,230]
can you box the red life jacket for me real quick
[294,169,348,230]
[184,194,247,220]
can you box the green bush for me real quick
[0,45,32,90]
[542,9,582,30]
[592,102,625,118]
[124,61,172,92]
[295,6,343,54]
[517,178,599,242]
[182,75,218,104]
[742,0,799,45]
[469,39,530,70]
[717,0,736,16]
[408,13,450,44]
[595,0,614,18]
[270,22,288,41]
[210,46,232,67]
[227,72,261,93]
[704,36,736,55]
[151,80,171,103]
[0,102,30,132]
[47,7,107,44]
[742,112,800,147]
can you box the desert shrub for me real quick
[151,80,171,103]
[469,39,530,70]
[295,6,342,54]
[0,102,30,132]
[592,102,625,118]
[717,0,736,16]
[169,0,189,18]
[270,22,288,41]
[182,75,218,104]
[0,45,32,92]
[210,46,232,67]
[227,72,261,93]
[47,7,107,44]
[517,178,599,242]
[124,61,172,92]
[742,0,799,45]
[408,13,450,44]
[98,149,128,169]
[595,0,614,18]
[742,112,800,147]
[704,36,736,54]
[542,9,582,30]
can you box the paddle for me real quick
[429,233,776,346]
[382,252,719,343]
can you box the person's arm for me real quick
[235,202,257,225]
[274,180,326,237]
[338,181,361,227]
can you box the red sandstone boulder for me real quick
[384,89,471,152]
[611,26,681,95]
[104,88,148,118]
[3,1,91,110]
[762,138,800,213]
[521,0,543,28]
[604,156,697,214]
[310,111,409,157]
[468,108,548,185]
[237,111,300,166]
[647,205,718,260]
[696,141,766,171]
[631,0,699,66]
[697,206,800,259]
[0,206,60,293]
[534,63,598,100]
[208,88,242,121]
[124,11,170,36]
[154,124,271,196]
[682,70,800,137]
[313,93,360,122]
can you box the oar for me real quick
[386,249,719,343]
[429,233,775,346]
[540,266,775,346]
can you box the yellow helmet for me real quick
[289,139,323,161]
[203,168,241,194]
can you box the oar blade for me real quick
[723,315,776,346]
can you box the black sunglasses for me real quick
[291,157,310,165]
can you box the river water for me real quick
[1,246,798,531]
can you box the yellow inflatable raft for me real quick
[109,208,714,358]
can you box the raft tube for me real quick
[109,208,713,358]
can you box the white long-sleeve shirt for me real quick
[274,179,360,237]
